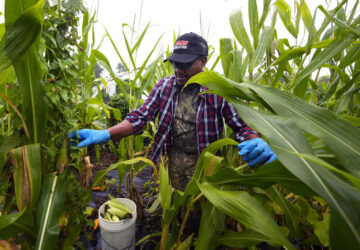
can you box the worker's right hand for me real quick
[68,129,110,148]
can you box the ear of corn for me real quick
[102,198,133,221]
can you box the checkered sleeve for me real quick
[221,98,259,142]
[125,80,163,135]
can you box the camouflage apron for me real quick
[168,83,200,191]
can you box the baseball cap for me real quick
[164,32,208,63]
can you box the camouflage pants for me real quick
[168,150,197,191]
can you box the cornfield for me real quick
[0,0,359,249]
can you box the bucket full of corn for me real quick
[98,198,137,250]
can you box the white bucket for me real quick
[98,198,137,250]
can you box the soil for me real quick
[80,145,162,249]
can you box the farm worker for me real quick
[69,32,277,191]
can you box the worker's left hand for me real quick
[238,138,277,167]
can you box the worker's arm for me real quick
[68,119,134,148]
[107,119,134,140]
[68,78,166,148]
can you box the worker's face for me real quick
[172,57,207,86]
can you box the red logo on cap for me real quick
[175,40,189,46]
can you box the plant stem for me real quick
[235,163,249,172]
[288,54,308,90]
[1,117,4,135]
[312,68,321,103]
[160,224,169,250]
[136,232,161,246]
[192,193,204,204]
[5,86,10,135]
[176,193,204,246]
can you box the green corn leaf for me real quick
[230,50,244,82]
[322,64,350,85]
[0,209,36,240]
[266,186,301,237]
[241,55,249,79]
[229,9,253,57]
[92,49,127,98]
[198,182,295,249]
[192,138,238,182]
[275,147,360,192]
[11,144,41,211]
[312,0,348,43]
[95,80,110,119]
[5,0,47,144]
[335,71,360,100]
[249,0,259,48]
[249,26,274,72]
[293,77,309,98]
[130,22,150,55]
[35,172,67,250]
[299,0,313,32]
[275,0,298,38]
[259,0,272,29]
[104,26,129,72]
[0,0,43,72]
[210,55,221,71]
[186,72,360,248]
[220,38,233,77]
[319,6,360,37]
[187,71,256,101]
[163,207,176,225]
[82,157,157,206]
[295,2,301,35]
[81,10,89,47]
[0,91,30,138]
[132,33,163,83]
[228,95,360,250]
[339,43,360,69]
[122,23,136,71]
[195,201,224,250]
[341,115,360,127]
[159,160,172,210]
[206,161,315,197]
[188,71,273,112]
[306,7,318,54]
[183,139,233,197]
[295,33,356,86]
[0,209,25,231]
[0,23,5,38]
[218,230,272,248]
[273,63,286,85]
[348,0,360,22]
[273,38,334,66]
[144,196,161,213]
[245,83,360,177]
[314,213,330,247]
[134,55,162,107]
[173,233,193,250]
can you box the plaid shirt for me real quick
[126,75,258,165]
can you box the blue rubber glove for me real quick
[68,129,110,148]
[238,138,277,166]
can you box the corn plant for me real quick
[0,0,65,249]
[178,0,360,249]
[0,0,102,248]
[90,21,167,219]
